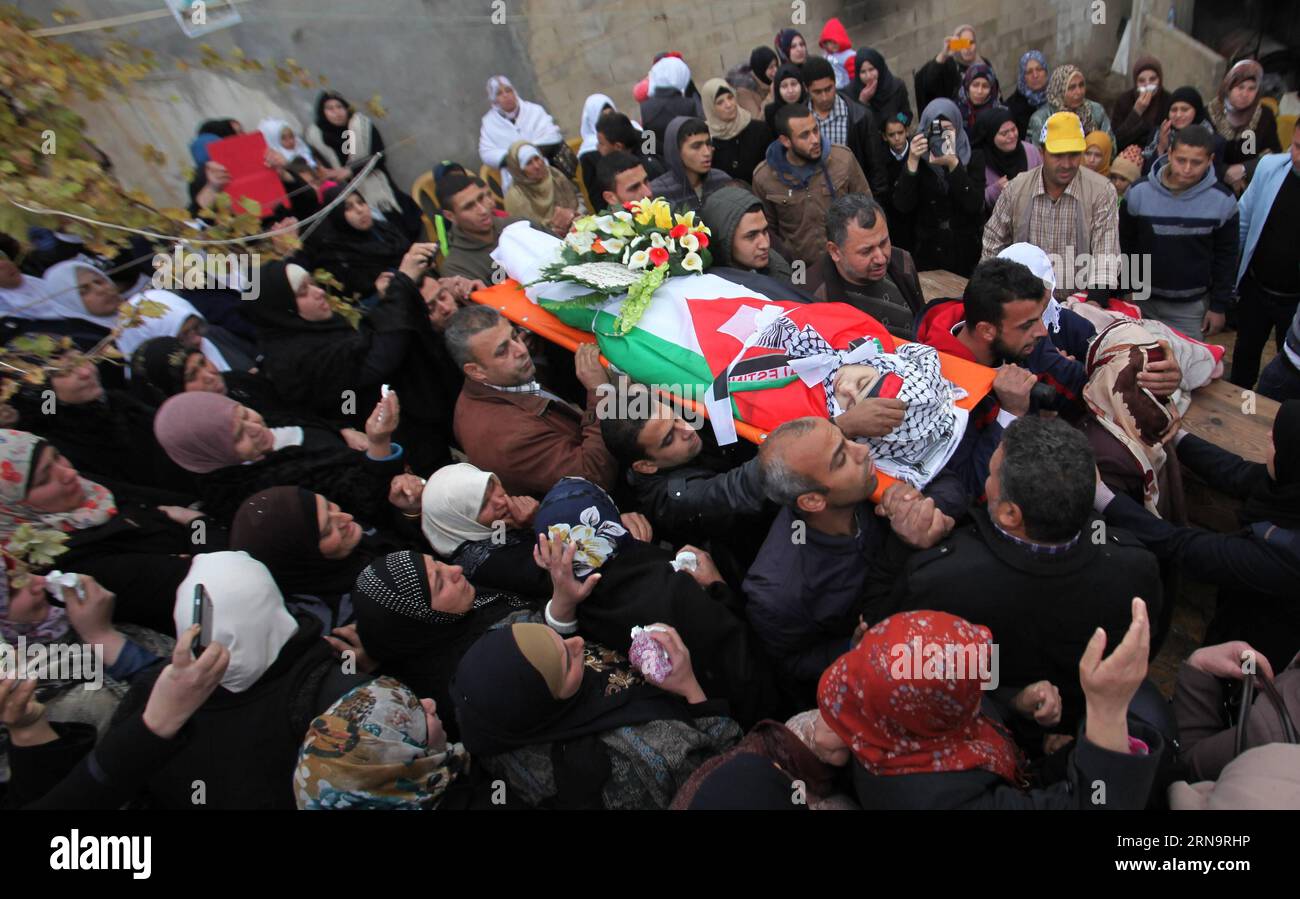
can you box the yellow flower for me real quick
[653,203,673,231]
[674,211,697,231]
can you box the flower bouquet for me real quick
[528,197,712,335]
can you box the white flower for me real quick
[613,211,633,223]
[666,238,677,253]
[593,214,616,233]
[602,238,626,255]
[679,233,700,253]
[566,231,596,254]
[681,251,703,273]
[546,507,627,578]
[628,250,650,271]
[649,232,668,249]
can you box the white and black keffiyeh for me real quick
[761,316,966,486]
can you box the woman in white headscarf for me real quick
[639,56,704,155]
[420,462,545,595]
[115,289,252,374]
[97,550,374,809]
[4,259,122,330]
[0,259,131,390]
[578,93,618,203]
[257,117,318,168]
[478,75,566,191]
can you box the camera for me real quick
[927,121,946,158]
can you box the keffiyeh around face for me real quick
[0,430,116,545]
[534,477,631,580]
[295,676,469,810]
[817,610,1023,782]
[763,317,963,487]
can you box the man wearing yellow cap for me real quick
[981,111,1121,303]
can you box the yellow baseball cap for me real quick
[1041,111,1087,154]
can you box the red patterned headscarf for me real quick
[817,610,1024,783]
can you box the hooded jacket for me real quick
[649,117,733,213]
[1119,155,1239,311]
[751,136,871,265]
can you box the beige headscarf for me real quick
[701,78,752,141]
[421,463,495,556]
[503,140,578,228]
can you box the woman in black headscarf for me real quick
[351,550,541,740]
[305,90,423,241]
[749,46,780,108]
[970,106,1042,211]
[1097,402,1300,671]
[246,257,453,473]
[851,48,912,126]
[307,186,409,300]
[764,62,810,134]
[1141,86,1229,181]
[231,486,413,629]
[451,621,740,808]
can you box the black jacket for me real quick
[845,105,891,201]
[625,456,765,546]
[809,246,925,340]
[196,443,404,526]
[108,614,371,809]
[852,715,1165,810]
[7,716,183,810]
[57,500,228,633]
[712,120,774,184]
[881,507,1163,729]
[891,156,987,277]
[14,389,199,505]
[1101,434,1300,670]
[640,91,703,156]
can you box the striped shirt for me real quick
[982,168,1121,290]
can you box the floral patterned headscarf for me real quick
[0,430,116,546]
[817,610,1024,783]
[295,677,469,810]
[533,477,632,580]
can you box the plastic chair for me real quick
[411,171,440,243]
[479,164,505,208]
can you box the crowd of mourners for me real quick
[1,16,1299,812]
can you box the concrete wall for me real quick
[25,0,1227,210]
[1138,13,1226,101]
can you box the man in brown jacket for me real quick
[448,305,617,497]
[751,104,871,271]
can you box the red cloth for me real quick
[915,298,977,362]
[817,610,1023,782]
[206,133,289,216]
